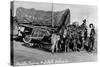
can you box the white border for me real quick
[0,0,100,67]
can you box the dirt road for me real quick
[13,41,97,66]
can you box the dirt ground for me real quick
[13,41,97,66]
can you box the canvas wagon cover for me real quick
[16,7,70,27]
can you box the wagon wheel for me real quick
[23,35,31,43]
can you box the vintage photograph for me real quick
[10,1,98,66]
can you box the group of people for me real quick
[50,19,96,53]
[14,17,96,54]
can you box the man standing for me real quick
[81,30,85,50]
[51,32,60,54]
[88,24,95,52]
[80,19,87,50]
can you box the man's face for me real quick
[90,25,93,29]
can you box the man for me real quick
[82,19,86,27]
[17,26,25,37]
[80,19,87,50]
[84,28,88,40]
[88,24,95,52]
[81,30,85,50]
[51,32,60,54]
[61,28,68,52]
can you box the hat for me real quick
[83,19,86,22]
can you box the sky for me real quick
[13,1,98,29]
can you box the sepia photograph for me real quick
[10,1,98,66]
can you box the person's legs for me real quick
[65,44,67,52]
[65,39,69,52]
[51,44,55,54]
[81,37,85,50]
[92,40,94,50]
[76,39,81,51]
[55,41,58,52]
[51,39,57,53]
[88,38,92,52]
[91,38,94,51]
[74,40,77,51]
[67,40,70,52]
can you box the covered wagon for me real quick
[15,7,71,47]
